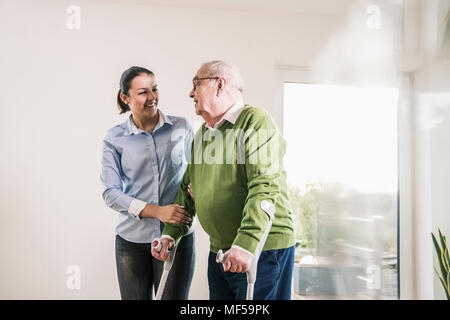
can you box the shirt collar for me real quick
[125,109,172,135]
[206,98,245,130]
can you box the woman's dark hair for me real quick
[117,66,155,114]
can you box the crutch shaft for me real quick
[152,237,176,300]
[216,201,275,300]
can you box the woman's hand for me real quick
[141,204,191,224]
[156,204,191,224]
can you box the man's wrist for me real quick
[231,245,254,257]
[160,235,175,245]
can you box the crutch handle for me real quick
[153,237,177,300]
[216,249,227,263]
[152,238,162,252]
[152,237,176,272]
[152,237,175,253]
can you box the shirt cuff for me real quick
[231,245,254,257]
[128,198,147,221]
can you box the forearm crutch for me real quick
[216,200,275,300]
[152,238,177,300]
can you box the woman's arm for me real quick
[101,140,138,218]
[140,203,191,224]
[101,140,190,224]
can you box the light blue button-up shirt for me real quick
[101,110,194,243]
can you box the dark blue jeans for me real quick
[115,232,195,300]
[208,246,295,300]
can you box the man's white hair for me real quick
[200,60,244,93]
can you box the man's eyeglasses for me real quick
[192,77,220,91]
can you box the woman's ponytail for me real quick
[117,89,130,114]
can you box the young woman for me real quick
[101,66,195,300]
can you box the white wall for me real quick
[2,0,448,301]
[406,0,450,300]
[413,67,450,300]
[0,0,343,299]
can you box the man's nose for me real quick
[189,89,194,98]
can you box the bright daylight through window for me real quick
[284,83,399,299]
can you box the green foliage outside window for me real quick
[288,183,397,262]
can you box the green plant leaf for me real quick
[441,249,449,274]
[438,228,449,274]
[443,247,449,273]
[444,248,450,273]
[438,228,446,251]
[435,267,448,297]
[433,229,450,300]
[441,231,449,270]
[432,232,447,283]
[447,269,450,299]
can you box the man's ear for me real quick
[217,77,226,96]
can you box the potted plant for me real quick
[431,228,450,300]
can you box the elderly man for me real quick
[153,60,295,300]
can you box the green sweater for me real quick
[162,105,295,254]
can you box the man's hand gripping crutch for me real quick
[216,200,275,300]
[151,237,177,300]
[151,184,194,300]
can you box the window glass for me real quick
[285,83,399,299]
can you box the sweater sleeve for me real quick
[232,110,286,254]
